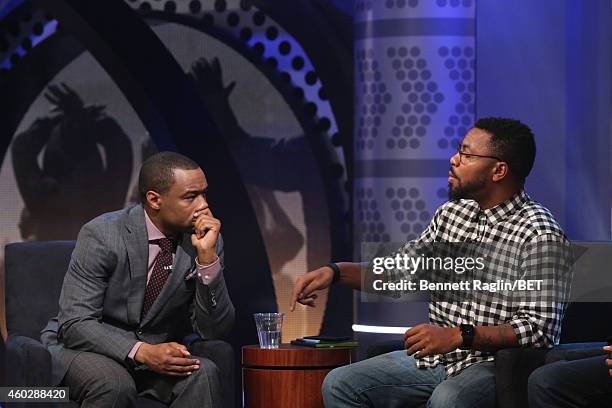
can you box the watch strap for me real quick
[327,262,341,284]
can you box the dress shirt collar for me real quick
[144,210,166,242]
[481,189,529,225]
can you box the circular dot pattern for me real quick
[357,48,391,151]
[383,0,419,9]
[355,1,374,12]
[387,46,444,150]
[357,188,391,243]
[438,45,475,150]
[357,0,471,12]
[0,8,56,71]
[435,0,473,7]
[2,0,347,201]
[386,186,430,241]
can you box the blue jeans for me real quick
[528,355,612,407]
[322,350,495,408]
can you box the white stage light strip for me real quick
[352,324,411,334]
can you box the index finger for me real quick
[290,276,308,312]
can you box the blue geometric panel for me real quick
[439,45,475,150]
[354,3,475,243]
[387,45,443,151]
[355,178,448,244]
[356,48,391,151]
[355,37,475,160]
[354,1,475,330]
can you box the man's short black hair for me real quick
[474,117,536,183]
[138,152,199,203]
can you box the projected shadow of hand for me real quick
[11,83,133,241]
[189,58,318,276]
[189,58,241,140]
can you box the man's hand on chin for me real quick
[135,342,201,376]
[191,209,220,265]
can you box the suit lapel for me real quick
[124,205,149,326]
[140,233,195,327]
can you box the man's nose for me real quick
[450,151,460,166]
[195,194,208,211]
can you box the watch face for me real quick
[460,324,474,349]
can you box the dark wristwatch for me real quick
[459,324,475,350]
[327,262,341,284]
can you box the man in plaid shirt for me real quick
[290,117,571,408]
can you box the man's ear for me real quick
[491,162,509,182]
[146,190,162,210]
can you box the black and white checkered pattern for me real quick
[386,190,570,376]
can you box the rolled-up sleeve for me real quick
[509,234,572,348]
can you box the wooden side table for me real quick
[242,344,356,408]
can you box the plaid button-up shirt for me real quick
[385,190,570,376]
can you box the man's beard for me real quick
[448,173,487,201]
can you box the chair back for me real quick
[561,241,612,343]
[4,241,76,339]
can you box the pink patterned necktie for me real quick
[142,238,175,317]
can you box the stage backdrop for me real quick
[0,0,353,350]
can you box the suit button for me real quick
[137,330,143,335]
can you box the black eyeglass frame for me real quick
[455,147,504,164]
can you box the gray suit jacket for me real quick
[41,205,235,385]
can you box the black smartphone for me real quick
[303,335,352,342]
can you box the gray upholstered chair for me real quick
[4,241,234,408]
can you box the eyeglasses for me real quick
[455,147,503,165]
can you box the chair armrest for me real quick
[545,342,607,363]
[495,343,608,408]
[188,339,235,408]
[495,348,550,408]
[5,335,53,387]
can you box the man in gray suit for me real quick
[41,152,235,407]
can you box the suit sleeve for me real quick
[191,234,235,339]
[57,222,138,365]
